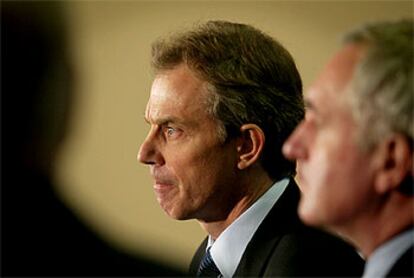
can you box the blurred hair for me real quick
[344,19,413,151]
[151,20,304,180]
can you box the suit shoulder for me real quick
[265,226,364,277]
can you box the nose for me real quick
[137,129,164,166]
[282,120,308,161]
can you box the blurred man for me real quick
[283,20,413,277]
[138,20,363,277]
[1,2,183,276]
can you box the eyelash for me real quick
[162,126,181,139]
[165,127,176,136]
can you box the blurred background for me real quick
[2,0,413,275]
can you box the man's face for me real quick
[138,64,240,221]
[283,44,379,230]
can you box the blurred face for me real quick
[282,44,379,230]
[138,64,240,221]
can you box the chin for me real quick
[298,202,322,227]
[163,206,191,221]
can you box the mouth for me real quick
[296,164,306,186]
[150,168,177,199]
[154,182,175,192]
[152,176,178,199]
[297,172,304,183]
[295,171,307,192]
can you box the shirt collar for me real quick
[363,228,414,278]
[207,178,289,278]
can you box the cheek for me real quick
[171,146,238,220]
[301,139,374,225]
[309,127,355,183]
[299,137,348,206]
[189,147,237,191]
[170,145,236,196]
[310,139,359,196]
[301,140,338,193]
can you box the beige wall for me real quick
[56,0,413,270]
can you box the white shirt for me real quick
[362,228,414,278]
[207,178,289,278]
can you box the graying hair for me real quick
[344,19,413,151]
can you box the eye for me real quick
[162,126,182,139]
[166,127,176,136]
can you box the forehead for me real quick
[307,43,365,107]
[145,64,212,123]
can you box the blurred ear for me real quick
[375,134,413,194]
[236,124,265,170]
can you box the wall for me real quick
[56,0,413,270]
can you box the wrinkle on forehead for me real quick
[145,64,213,125]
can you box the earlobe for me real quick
[375,134,413,194]
[237,124,265,170]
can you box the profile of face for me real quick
[138,64,240,221]
[283,44,381,230]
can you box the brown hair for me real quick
[152,20,304,180]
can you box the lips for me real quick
[154,182,175,192]
[150,168,177,198]
[296,164,306,188]
[152,174,177,195]
[152,174,176,190]
[152,182,177,207]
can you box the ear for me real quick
[236,124,265,170]
[375,134,413,194]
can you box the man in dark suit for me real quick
[283,19,413,277]
[190,178,364,277]
[138,20,363,277]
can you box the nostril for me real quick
[137,142,159,165]
[138,152,148,165]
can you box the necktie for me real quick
[197,247,221,277]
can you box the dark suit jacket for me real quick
[387,245,414,278]
[189,180,364,277]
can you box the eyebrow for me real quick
[144,115,184,126]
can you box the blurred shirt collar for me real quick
[362,228,414,278]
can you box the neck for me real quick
[333,194,414,258]
[199,170,274,240]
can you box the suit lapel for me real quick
[234,179,302,276]
[189,237,208,275]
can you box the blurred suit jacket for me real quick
[190,180,364,277]
[387,245,413,277]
